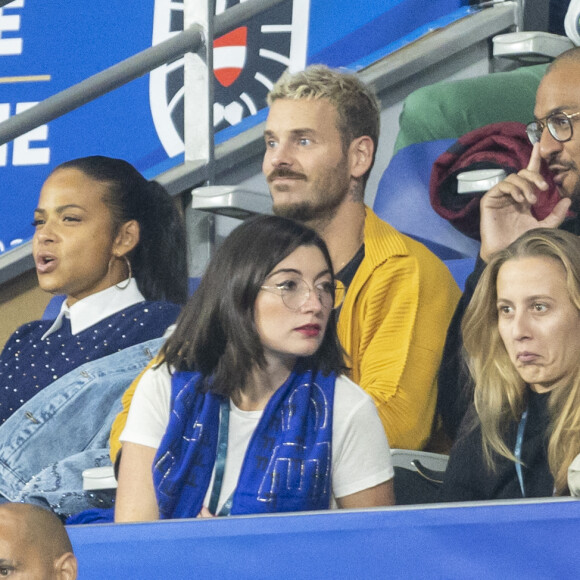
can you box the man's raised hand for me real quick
[479,143,571,261]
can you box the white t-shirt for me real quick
[121,364,394,513]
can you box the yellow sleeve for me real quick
[338,248,460,450]
[109,356,161,463]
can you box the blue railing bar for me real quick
[0,25,203,146]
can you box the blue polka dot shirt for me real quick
[0,301,181,423]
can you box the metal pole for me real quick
[206,1,215,185]
[0,24,204,146]
[516,0,525,32]
[185,0,214,179]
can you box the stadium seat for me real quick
[443,257,475,292]
[373,139,480,260]
[374,63,549,266]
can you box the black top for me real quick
[336,244,365,290]
[439,390,554,502]
[437,216,580,440]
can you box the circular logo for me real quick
[150,0,309,157]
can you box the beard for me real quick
[270,175,351,225]
[569,177,580,213]
[547,153,580,212]
[267,148,355,224]
[273,198,342,223]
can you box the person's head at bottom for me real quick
[0,503,77,579]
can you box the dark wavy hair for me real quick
[53,156,188,304]
[160,214,347,397]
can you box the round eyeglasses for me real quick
[526,111,580,145]
[261,276,346,311]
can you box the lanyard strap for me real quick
[217,494,234,517]
[514,408,528,498]
[208,399,230,516]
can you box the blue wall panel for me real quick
[0,0,473,255]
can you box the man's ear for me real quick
[55,552,78,580]
[113,219,140,257]
[349,136,374,179]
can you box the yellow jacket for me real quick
[109,358,155,462]
[337,208,460,450]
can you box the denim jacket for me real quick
[0,337,165,517]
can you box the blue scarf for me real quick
[153,364,336,519]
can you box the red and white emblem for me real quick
[150,0,310,158]
[214,27,247,88]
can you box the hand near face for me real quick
[480,144,572,261]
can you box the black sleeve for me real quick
[437,256,487,440]
[438,413,484,503]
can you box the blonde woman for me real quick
[440,228,580,500]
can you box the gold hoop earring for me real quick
[116,255,132,290]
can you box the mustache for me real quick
[547,153,577,172]
[267,168,307,182]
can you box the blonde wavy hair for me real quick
[267,64,380,187]
[462,228,580,493]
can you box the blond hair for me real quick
[268,65,380,185]
[462,228,580,493]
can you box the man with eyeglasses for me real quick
[439,47,580,440]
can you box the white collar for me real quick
[41,279,145,340]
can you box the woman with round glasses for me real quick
[115,215,394,521]
[440,228,580,501]
[261,276,346,311]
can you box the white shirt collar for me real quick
[41,279,145,340]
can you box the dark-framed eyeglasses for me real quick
[261,276,346,311]
[526,111,580,145]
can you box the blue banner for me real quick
[0,0,471,256]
